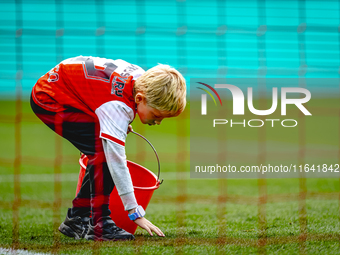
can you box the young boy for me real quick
[30,56,186,241]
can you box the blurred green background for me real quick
[2,0,340,97]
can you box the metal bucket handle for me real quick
[131,130,163,185]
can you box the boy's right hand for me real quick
[134,217,165,237]
[127,124,133,134]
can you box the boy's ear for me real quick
[135,92,144,104]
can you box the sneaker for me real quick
[84,216,135,241]
[58,208,90,240]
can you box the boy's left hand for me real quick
[134,217,165,237]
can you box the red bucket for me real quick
[76,154,160,234]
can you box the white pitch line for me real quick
[0,248,51,255]
[0,173,79,183]
[0,172,190,183]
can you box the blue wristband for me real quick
[128,205,145,221]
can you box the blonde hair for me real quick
[134,64,186,114]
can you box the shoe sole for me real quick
[85,234,134,241]
[58,222,82,240]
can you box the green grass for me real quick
[0,100,340,254]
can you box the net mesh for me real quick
[0,0,339,254]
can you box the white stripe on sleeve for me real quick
[95,101,134,143]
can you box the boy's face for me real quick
[135,93,176,126]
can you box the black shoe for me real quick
[58,208,90,240]
[84,216,135,241]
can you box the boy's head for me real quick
[134,64,186,125]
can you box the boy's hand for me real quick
[134,217,165,237]
[127,124,133,134]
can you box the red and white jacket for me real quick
[32,56,145,210]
